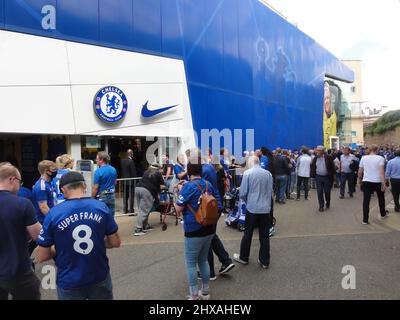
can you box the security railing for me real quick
[113,170,246,217]
[226,168,245,189]
[114,177,142,217]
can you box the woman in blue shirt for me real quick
[175,160,217,300]
[53,154,74,205]
[173,154,188,182]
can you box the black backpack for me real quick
[349,159,359,172]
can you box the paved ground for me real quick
[36,187,400,300]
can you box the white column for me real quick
[104,137,109,154]
[70,135,81,169]
[158,137,163,166]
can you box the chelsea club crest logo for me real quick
[94,86,128,123]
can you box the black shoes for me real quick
[319,208,324,212]
[197,271,217,281]
[326,203,330,209]
[219,263,235,274]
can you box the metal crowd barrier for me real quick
[227,168,245,189]
[114,175,175,217]
[114,169,246,217]
[114,177,142,217]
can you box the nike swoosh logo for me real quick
[141,101,178,118]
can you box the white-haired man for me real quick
[233,156,273,269]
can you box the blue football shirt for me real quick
[52,169,70,203]
[17,186,34,205]
[93,165,117,195]
[176,178,217,233]
[37,198,118,290]
[260,156,269,170]
[32,178,55,224]
[220,157,229,172]
[201,164,222,209]
[173,164,188,181]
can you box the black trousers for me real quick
[0,271,41,300]
[122,180,135,213]
[390,179,400,210]
[207,234,232,277]
[239,212,270,266]
[296,176,309,199]
[316,175,332,209]
[362,182,386,223]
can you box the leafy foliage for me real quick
[364,110,400,136]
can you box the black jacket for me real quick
[310,154,335,178]
[120,157,137,179]
[274,155,290,176]
[137,170,165,200]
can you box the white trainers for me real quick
[134,228,147,236]
[198,290,211,300]
[233,253,249,265]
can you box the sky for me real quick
[266,0,400,111]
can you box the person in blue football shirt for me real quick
[260,147,269,170]
[175,158,218,300]
[92,151,117,216]
[174,154,188,182]
[259,147,276,236]
[37,171,121,300]
[18,185,34,205]
[53,154,74,205]
[32,160,57,225]
[201,153,235,280]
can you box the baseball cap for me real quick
[150,163,161,169]
[59,171,85,189]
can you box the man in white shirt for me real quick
[296,147,312,201]
[358,144,389,224]
[339,146,357,198]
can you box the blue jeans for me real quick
[57,273,113,300]
[335,172,341,187]
[99,193,115,216]
[184,234,214,296]
[165,177,173,190]
[289,172,296,194]
[275,175,288,202]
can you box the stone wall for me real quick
[364,126,400,145]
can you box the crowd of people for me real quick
[1,142,400,300]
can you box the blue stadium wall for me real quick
[0,0,353,150]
